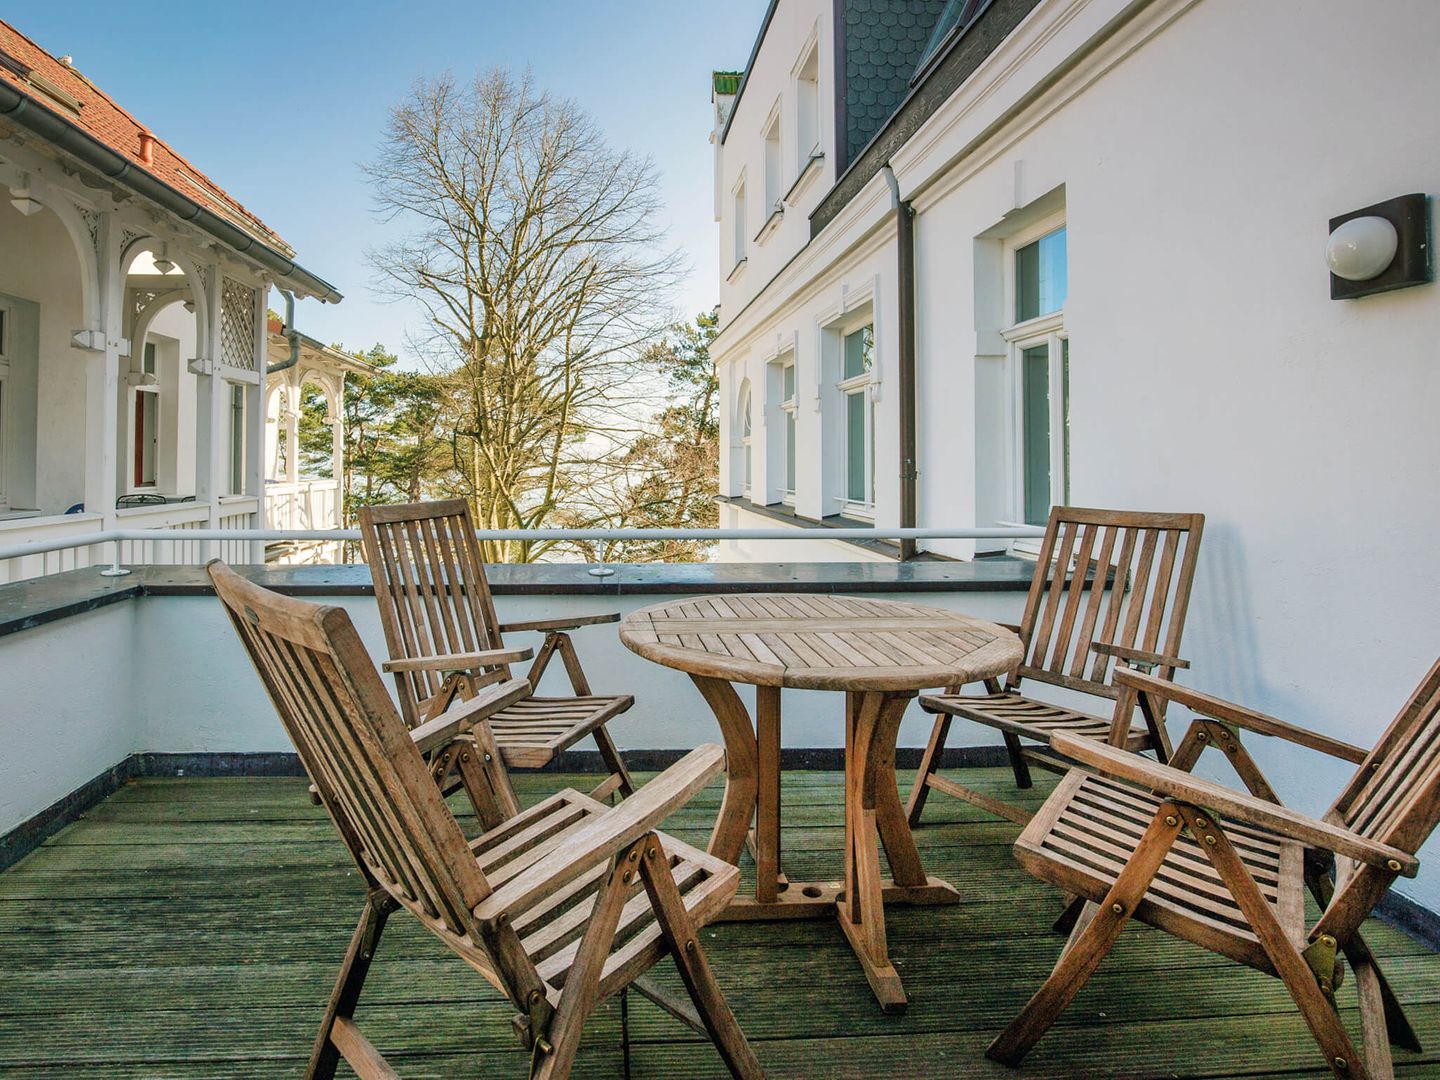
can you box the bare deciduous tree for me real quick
[367,69,681,561]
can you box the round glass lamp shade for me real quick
[1326,216,1398,281]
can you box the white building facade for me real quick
[712,0,1440,846]
[0,23,343,580]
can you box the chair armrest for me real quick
[409,678,532,754]
[382,647,534,674]
[473,744,725,926]
[498,612,621,634]
[1049,732,1417,875]
[1114,668,1368,763]
[1091,641,1190,671]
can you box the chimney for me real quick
[137,131,156,166]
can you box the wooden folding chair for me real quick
[988,662,1437,1079]
[908,507,1204,828]
[208,560,764,1080]
[361,500,635,802]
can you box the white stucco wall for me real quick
[709,0,1440,910]
[717,0,835,319]
[0,199,88,513]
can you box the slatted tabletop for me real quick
[619,593,1024,692]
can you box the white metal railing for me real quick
[0,524,1045,580]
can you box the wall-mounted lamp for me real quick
[1327,193,1431,300]
[152,242,175,274]
[8,173,43,216]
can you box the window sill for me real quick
[783,152,825,204]
[753,207,784,245]
[726,257,748,283]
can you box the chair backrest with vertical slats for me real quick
[207,560,507,979]
[1315,658,1440,941]
[1335,657,1440,852]
[1013,507,1205,700]
[359,499,507,727]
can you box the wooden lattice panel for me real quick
[219,277,256,369]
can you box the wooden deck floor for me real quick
[1,768,1437,1078]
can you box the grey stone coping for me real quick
[0,559,1034,639]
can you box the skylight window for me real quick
[911,0,991,86]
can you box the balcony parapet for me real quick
[0,560,1033,640]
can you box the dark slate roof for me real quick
[843,0,949,165]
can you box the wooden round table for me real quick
[619,593,1023,1012]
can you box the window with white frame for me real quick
[781,356,797,503]
[795,43,820,163]
[762,111,782,220]
[1004,224,1068,526]
[732,176,747,269]
[228,382,247,496]
[739,382,753,497]
[839,323,875,512]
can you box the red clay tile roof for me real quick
[0,19,291,253]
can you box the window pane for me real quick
[143,341,156,376]
[846,391,866,502]
[783,363,795,401]
[1022,344,1051,526]
[742,391,751,435]
[1015,226,1067,322]
[230,384,245,495]
[744,444,752,489]
[785,411,796,492]
[843,325,873,380]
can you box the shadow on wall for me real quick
[1189,519,1264,704]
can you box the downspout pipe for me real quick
[882,164,919,561]
[267,290,301,375]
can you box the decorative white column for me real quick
[86,212,123,526]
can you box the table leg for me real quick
[689,675,758,868]
[838,690,962,1013]
[839,691,905,1012]
[754,685,782,903]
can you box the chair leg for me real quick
[1306,872,1422,1054]
[532,844,636,1080]
[988,804,1181,1067]
[1002,732,1032,790]
[1182,807,1367,1080]
[592,723,636,799]
[638,836,766,1078]
[906,712,951,827]
[306,889,394,1080]
[1353,955,1396,1080]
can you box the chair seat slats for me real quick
[1015,773,1305,971]
[924,692,1154,752]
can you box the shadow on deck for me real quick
[1,768,1437,1078]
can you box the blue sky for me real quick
[8,1,767,359]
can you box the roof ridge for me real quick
[0,17,287,248]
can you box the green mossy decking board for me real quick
[0,769,1436,1078]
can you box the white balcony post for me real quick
[86,212,123,527]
